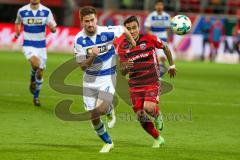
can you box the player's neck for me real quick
[84,30,96,37]
[30,3,40,10]
[157,11,163,15]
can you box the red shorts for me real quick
[211,41,220,49]
[130,85,160,113]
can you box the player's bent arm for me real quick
[48,22,57,33]
[145,27,152,35]
[123,27,136,47]
[76,46,99,71]
[15,23,21,39]
[166,28,171,43]
[163,43,174,66]
[78,55,97,71]
[162,43,177,78]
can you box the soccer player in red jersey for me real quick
[114,16,176,148]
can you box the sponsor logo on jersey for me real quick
[27,18,43,25]
[86,45,108,55]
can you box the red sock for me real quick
[140,120,159,139]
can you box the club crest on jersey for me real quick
[140,43,146,50]
[25,12,29,16]
[40,11,44,16]
[101,35,107,42]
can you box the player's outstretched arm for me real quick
[163,43,176,78]
[78,46,99,71]
[123,27,136,48]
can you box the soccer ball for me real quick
[171,15,191,35]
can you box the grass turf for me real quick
[0,51,240,160]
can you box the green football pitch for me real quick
[0,51,240,160]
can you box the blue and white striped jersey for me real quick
[74,25,124,77]
[144,11,171,42]
[15,4,56,48]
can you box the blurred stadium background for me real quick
[0,0,240,160]
[0,0,240,62]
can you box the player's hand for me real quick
[168,65,176,78]
[48,22,56,33]
[130,39,136,48]
[91,46,100,56]
[125,59,134,70]
[14,33,20,39]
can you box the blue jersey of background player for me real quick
[144,0,171,78]
[15,0,57,106]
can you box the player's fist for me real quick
[130,39,136,48]
[168,65,176,78]
[91,46,100,56]
[125,59,134,70]
[14,33,20,39]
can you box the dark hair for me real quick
[80,6,96,20]
[155,0,164,4]
[124,16,139,26]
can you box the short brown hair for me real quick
[124,16,139,26]
[80,6,96,20]
[155,0,164,4]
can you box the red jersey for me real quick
[115,34,164,90]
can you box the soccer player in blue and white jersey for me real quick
[74,7,135,153]
[144,0,171,78]
[15,0,56,106]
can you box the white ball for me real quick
[171,15,192,35]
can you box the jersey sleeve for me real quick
[15,9,22,24]
[107,25,124,38]
[74,37,87,63]
[144,14,151,27]
[46,10,57,27]
[151,34,164,49]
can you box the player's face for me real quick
[81,14,97,35]
[155,2,164,13]
[125,21,140,40]
[30,0,40,5]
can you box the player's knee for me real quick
[30,56,40,69]
[36,69,43,79]
[91,118,101,125]
[143,104,155,114]
[31,63,39,71]
[136,110,147,122]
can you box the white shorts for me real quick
[23,47,47,69]
[156,49,166,58]
[82,74,116,111]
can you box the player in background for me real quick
[15,0,57,106]
[74,7,135,153]
[144,0,171,78]
[209,19,225,61]
[115,16,176,148]
[201,17,211,61]
[233,19,240,62]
